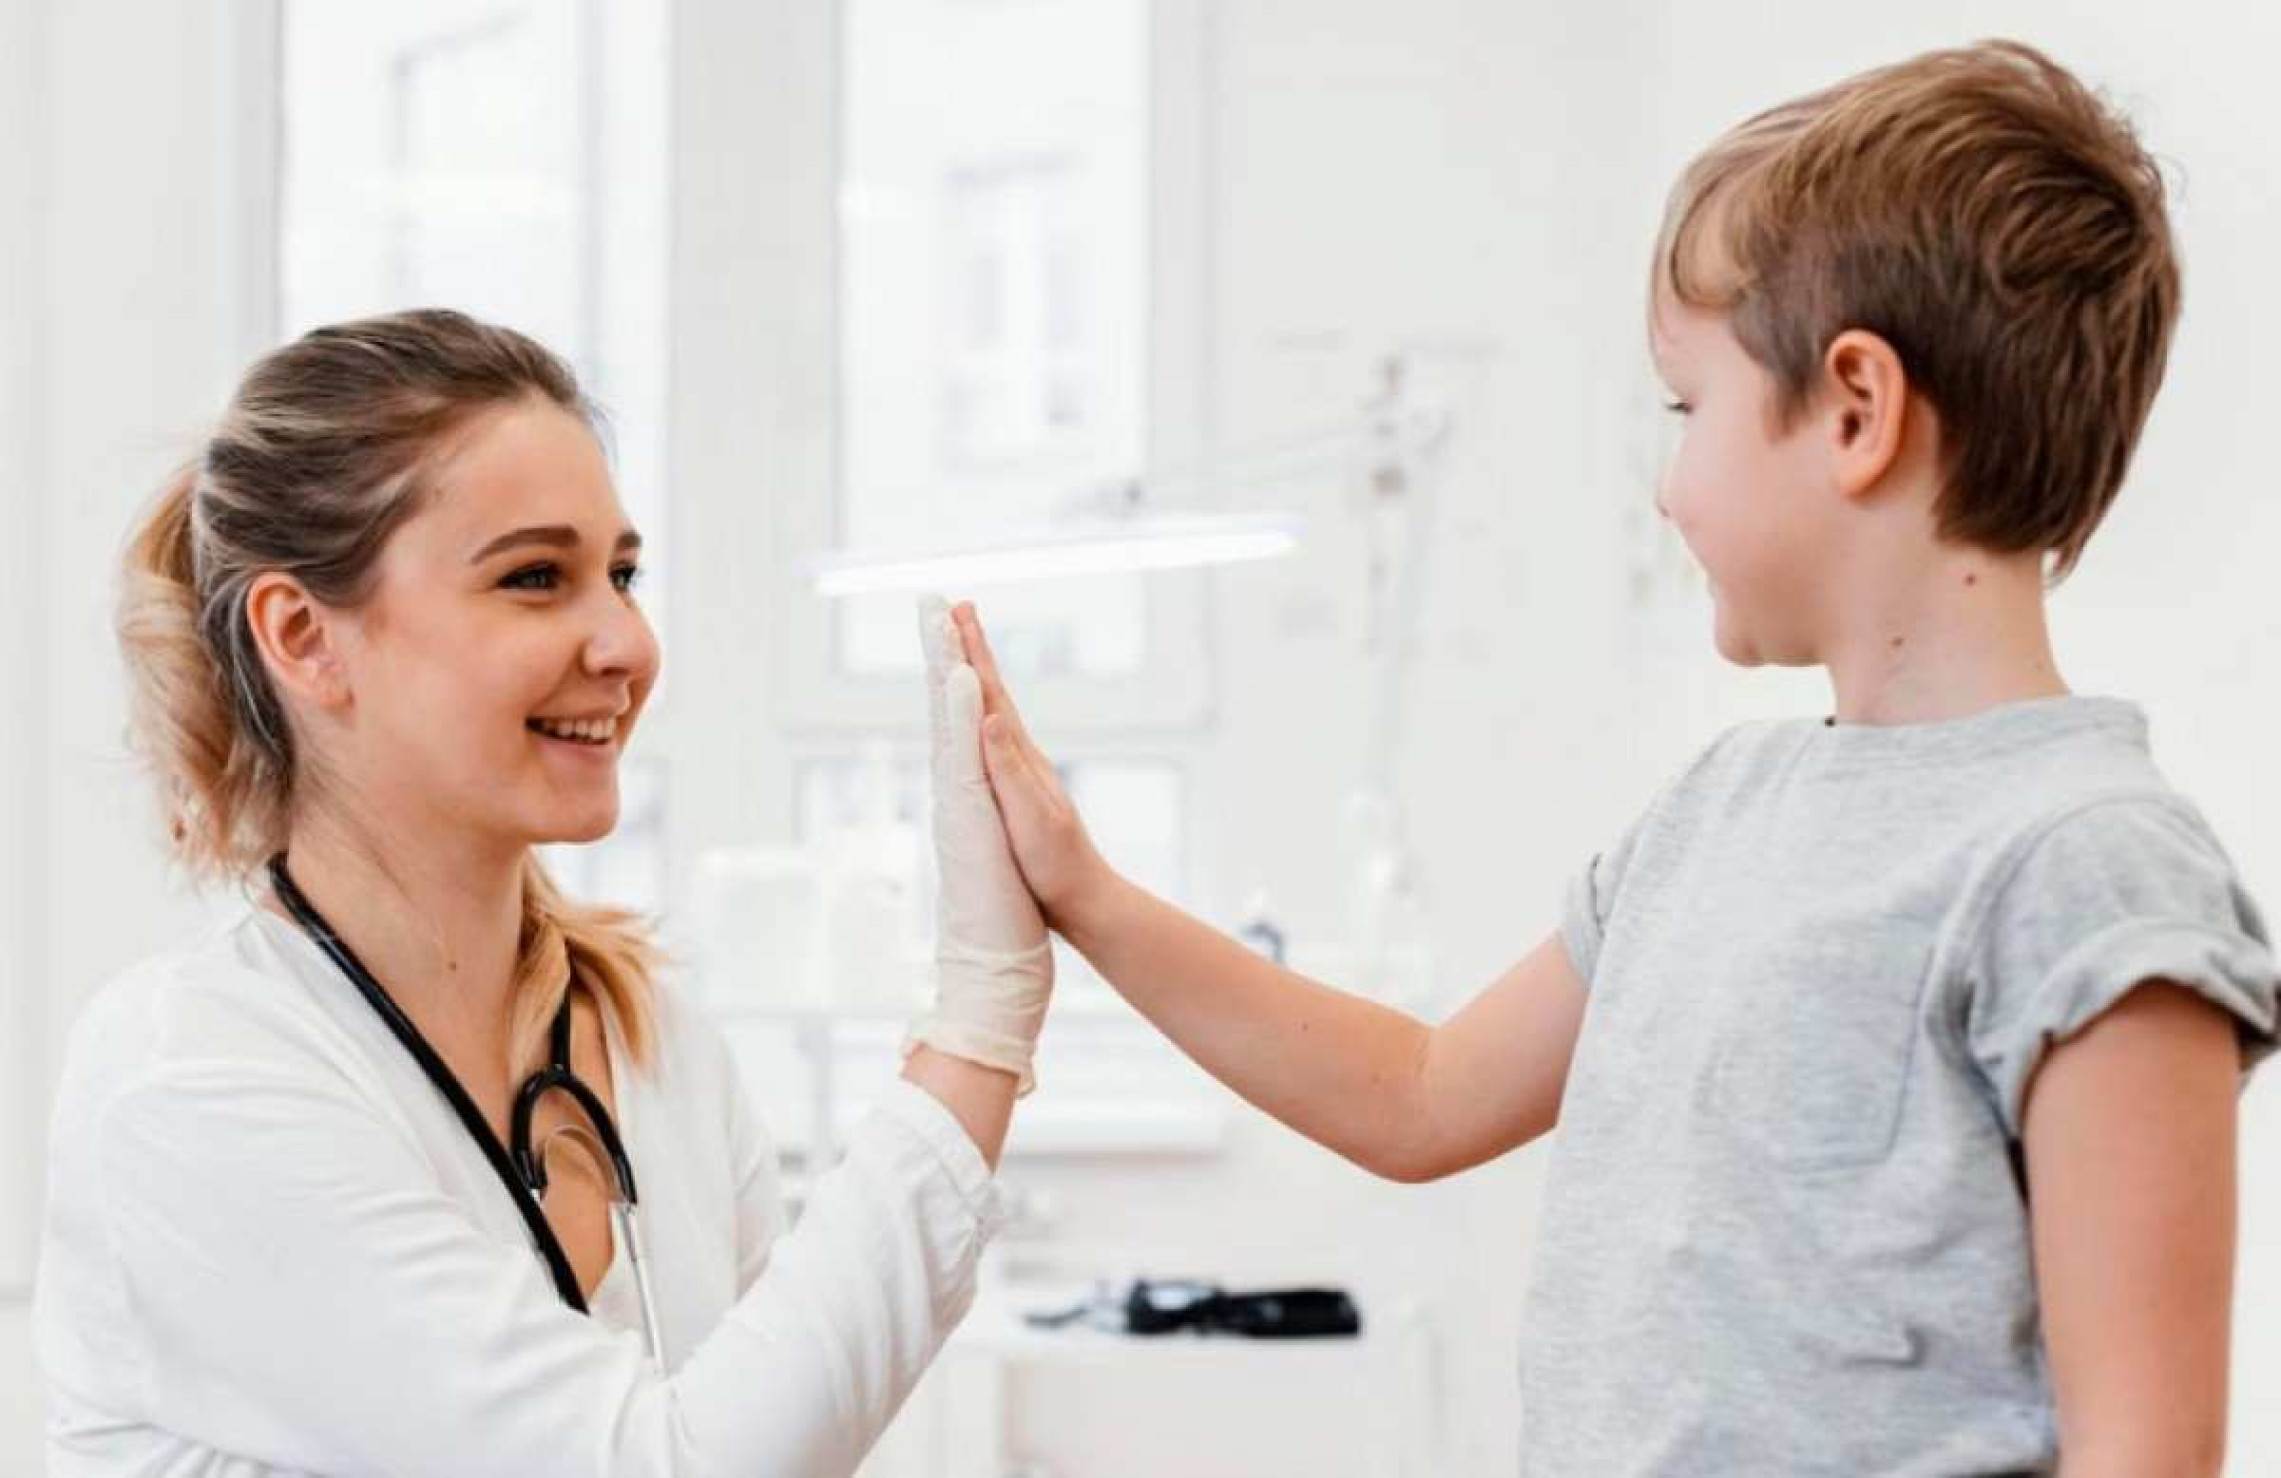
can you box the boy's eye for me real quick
[1662,398,1693,416]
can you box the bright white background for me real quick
[3,2,2277,1473]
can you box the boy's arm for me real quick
[2023,980,2238,1478]
[949,600,1586,1182]
[1065,876,1586,1181]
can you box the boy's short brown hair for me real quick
[1654,39,2179,577]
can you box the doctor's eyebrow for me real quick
[469,525,644,564]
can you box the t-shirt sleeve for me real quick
[1560,728,1745,988]
[1561,812,1646,988]
[1965,795,2281,1138]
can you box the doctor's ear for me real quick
[243,572,352,712]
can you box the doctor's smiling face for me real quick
[254,398,659,853]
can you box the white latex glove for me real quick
[903,594,1054,1094]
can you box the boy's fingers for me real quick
[978,711,1010,788]
[977,715,1035,835]
[954,603,1043,754]
[953,603,1014,709]
[980,712,1038,805]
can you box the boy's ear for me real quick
[1821,328,1911,501]
[244,571,352,714]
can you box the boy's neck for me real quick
[1821,546,2068,727]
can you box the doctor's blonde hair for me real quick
[116,308,661,1070]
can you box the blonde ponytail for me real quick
[116,463,292,878]
[512,855,665,1073]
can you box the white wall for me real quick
[1,0,48,1461]
[1,3,259,1471]
[3,3,2276,1475]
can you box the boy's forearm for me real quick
[1058,871,1440,1180]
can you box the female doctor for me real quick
[33,308,1051,1476]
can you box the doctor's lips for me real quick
[527,711,623,747]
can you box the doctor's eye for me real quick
[501,563,562,592]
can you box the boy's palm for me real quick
[948,602,1108,926]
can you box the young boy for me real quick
[940,38,2278,1475]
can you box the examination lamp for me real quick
[803,356,1447,598]
[802,511,1303,597]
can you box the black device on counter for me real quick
[1089,1279,1363,1338]
[1024,1278,1363,1338]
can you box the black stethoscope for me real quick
[265,852,667,1369]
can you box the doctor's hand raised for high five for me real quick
[902,596,1055,1099]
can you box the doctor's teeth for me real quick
[531,716,615,744]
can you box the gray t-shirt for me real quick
[1523,695,2279,1476]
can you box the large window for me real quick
[277,0,671,908]
[835,0,1152,681]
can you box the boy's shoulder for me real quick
[1648,695,2195,862]
[1698,694,2153,788]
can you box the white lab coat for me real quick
[33,902,1003,1476]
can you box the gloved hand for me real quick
[902,594,1055,1094]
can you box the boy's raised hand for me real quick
[946,601,1114,931]
[904,595,1053,1095]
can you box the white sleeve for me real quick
[94,1062,1002,1478]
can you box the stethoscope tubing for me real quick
[265,853,665,1369]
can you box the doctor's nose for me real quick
[582,589,660,682]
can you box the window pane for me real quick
[278,0,669,647]
[837,0,1150,678]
